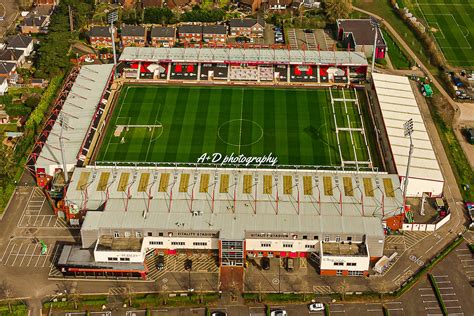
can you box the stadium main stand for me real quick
[119,47,368,85]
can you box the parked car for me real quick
[184,259,192,271]
[211,311,227,316]
[270,309,287,316]
[156,255,165,270]
[260,257,270,270]
[303,29,313,33]
[308,303,325,312]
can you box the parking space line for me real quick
[19,244,32,266]
[1,240,14,263]
[441,293,456,296]
[27,243,40,266]
[11,244,24,266]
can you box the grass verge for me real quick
[427,99,474,201]
[0,301,28,316]
[381,29,412,69]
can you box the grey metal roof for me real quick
[0,49,23,62]
[151,26,175,38]
[22,16,47,27]
[89,26,112,37]
[121,24,146,37]
[178,24,202,34]
[7,34,33,49]
[337,19,385,47]
[119,47,368,66]
[202,25,227,35]
[68,166,402,239]
[0,62,15,75]
[372,73,443,184]
[35,64,114,173]
[229,18,257,28]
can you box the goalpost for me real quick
[329,88,373,171]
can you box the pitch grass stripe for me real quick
[240,88,253,155]
[296,90,313,165]
[189,87,211,162]
[163,86,189,162]
[285,89,300,165]
[305,90,324,166]
[200,88,220,162]
[139,87,160,161]
[250,89,265,157]
[326,92,341,165]
[273,89,289,165]
[179,87,200,162]
[263,89,277,161]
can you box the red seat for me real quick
[175,64,182,72]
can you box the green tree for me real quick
[143,8,177,24]
[324,0,352,23]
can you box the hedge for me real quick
[428,273,448,315]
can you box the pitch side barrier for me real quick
[91,161,380,173]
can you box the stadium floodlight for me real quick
[370,17,380,76]
[107,10,118,75]
[58,113,70,183]
[402,118,414,212]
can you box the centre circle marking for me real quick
[217,119,263,147]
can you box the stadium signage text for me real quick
[197,152,278,167]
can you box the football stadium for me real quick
[25,47,444,286]
[95,85,377,168]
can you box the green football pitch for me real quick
[96,85,379,168]
[411,0,473,67]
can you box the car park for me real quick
[156,255,165,270]
[308,302,325,311]
[260,257,270,270]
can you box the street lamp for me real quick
[370,17,381,75]
[402,119,414,213]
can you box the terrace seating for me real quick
[229,65,258,81]
[259,66,274,81]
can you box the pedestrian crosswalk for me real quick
[312,285,333,294]
[403,231,432,249]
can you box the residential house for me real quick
[120,0,137,9]
[167,0,193,9]
[337,19,387,59]
[141,0,163,8]
[0,62,17,79]
[121,25,147,47]
[236,0,263,12]
[0,78,8,97]
[266,0,292,10]
[7,35,34,57]
[21,16,48,34]
[0,49,25,67]
[229,18,265,38]
[89,26,115,48]
[35,0,56,4]
[202,25,227,45]
[302,0,320,8]
[151,27,176,47]
[178,25,203,44]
